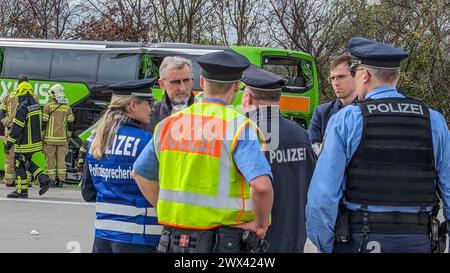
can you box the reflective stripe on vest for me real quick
[154,102,263,229]
[95,220,163,235]
[96,202,157,217]
[95,202,161,235]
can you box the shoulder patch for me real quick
[27,104,41,112]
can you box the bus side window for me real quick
[287,75,305,88]
[3,47,52,79]
[300,61,313,89]
[51,50,98,83]
[98,53,140,84]
[262,56,313,92]
[139,54,159,80]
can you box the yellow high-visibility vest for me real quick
[153,101,264,229]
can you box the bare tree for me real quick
[149,0,213,43]
[342,0,450,122]
[73,0,152,41]
[212,0,270,46]
[0,0,27,37]
[267,0,351,100]
[18,0,84,38]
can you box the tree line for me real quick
[0,0,448,122]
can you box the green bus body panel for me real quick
[0,78,90,106]
[0,78,90,171]
[152,88,164,102]
[231,46,318,124]
[149,46,319,125]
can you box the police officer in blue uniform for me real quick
[309,55,356,155]
[306,37,450,253]
[241,65,317,252]
[81,78,162,253]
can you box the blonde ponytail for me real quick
[89,96,135,160]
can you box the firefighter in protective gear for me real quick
[0,88,19,186]
[42,84,74,187]
[0,76,30,187]
[4,82,51,198]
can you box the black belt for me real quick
[162,226,245,253]
[348,211,430,234]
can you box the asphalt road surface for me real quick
[0,184,446,253]
[0,184,95,253]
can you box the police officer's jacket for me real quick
[5,94,43,153]
[248,106,317,253]
[81,121,161,246]
[146,93,196,133]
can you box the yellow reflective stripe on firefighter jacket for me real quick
[7,96,43,153]
[42,102,74,144]
[153,101,264,229]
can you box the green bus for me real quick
[0,38,319,182]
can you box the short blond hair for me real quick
[203,79,237,96]
[366,66,400,84]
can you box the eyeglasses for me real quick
[350,67,365,77]
[164,78,193,86]
[329,74,352,82]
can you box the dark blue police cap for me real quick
[108,78,155,101]
[242,65,285,91]
[348,37,408,69]
[197,51,250,82]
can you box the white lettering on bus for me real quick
[0,80,56,104]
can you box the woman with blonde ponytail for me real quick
[81,79,162,253]
[89,96,136,160]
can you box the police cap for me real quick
[348,37,408,69]
[197,51,250,83]
[108,78,155,101]
[242,65,285,91]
